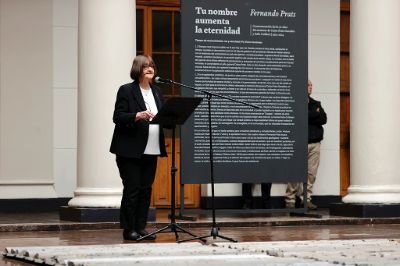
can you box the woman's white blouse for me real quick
[140,87,160,155]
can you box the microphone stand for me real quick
[157,78,261,243]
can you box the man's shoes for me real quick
[307,201,318,210]
[123,229,141,241]
[300,201,318,210]
[242,201,252,209]
[263,201,272,209]
[285,202,295,209]
[137,229,156,240]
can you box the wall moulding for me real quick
[0,184,57,199]
[0,179,54,185]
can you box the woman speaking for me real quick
[110,55,167,241]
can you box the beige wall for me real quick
[0,0,340,199]
[0,0,78,198]
[307,0,340,196]
[0,0,55,197]
[52,0,78,197]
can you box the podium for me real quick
[137,97,203,242]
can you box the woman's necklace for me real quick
[140,86,151,97]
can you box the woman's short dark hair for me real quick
[130,55,157,82]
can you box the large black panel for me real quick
[181,0,308,184]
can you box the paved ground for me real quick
[2,210,400,265]
[4,238,400,265]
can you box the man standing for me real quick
[285,80,327,210]
[242,183,272,209]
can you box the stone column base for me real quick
[342,185,400,204]
[330,203,400,218]
[67,187,122,208]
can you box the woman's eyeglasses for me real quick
[143,64,155,69]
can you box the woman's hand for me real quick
[135,110,155,122]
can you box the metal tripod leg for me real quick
[138,124,201,242]
[178,96,236,244]
[178,226,237,243]
[138,222,206,242]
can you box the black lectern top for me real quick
[151,97,202,128]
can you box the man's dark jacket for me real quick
[110,82,167,158]
[308,97,327,144]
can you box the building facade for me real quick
[0,0,346,209]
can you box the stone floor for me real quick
[5,239,400,265]
[1,209,400,265]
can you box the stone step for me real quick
[4,239,400,266]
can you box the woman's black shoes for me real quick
[123,230,141,241]
[123,229,156,241]
[137,229,156,240]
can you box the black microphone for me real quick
[155,76,172,84]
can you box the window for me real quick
[136,6,181,97]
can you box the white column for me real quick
[68,0,135,207]
[343,0,400,204]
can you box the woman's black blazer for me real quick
[110,82,167,158]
